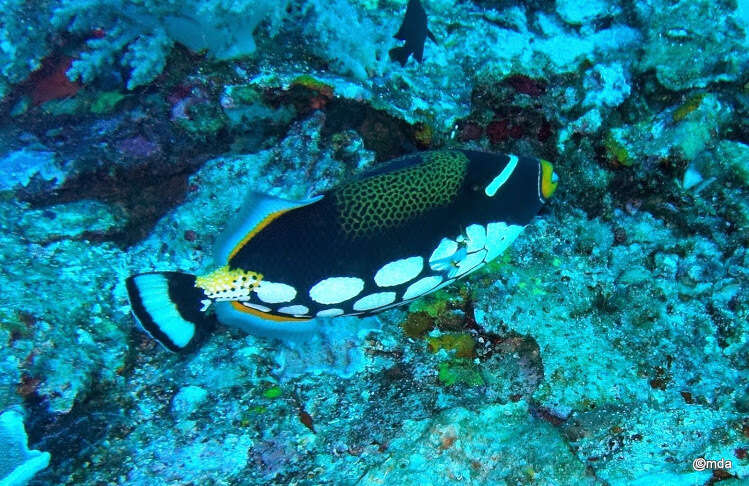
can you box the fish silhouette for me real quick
[389,0,437,66]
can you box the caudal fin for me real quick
[125,272,211,352]
[389,46,410,66]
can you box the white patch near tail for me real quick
[133,274,195,348]
[214,302,319,339]
[126,272,207,351]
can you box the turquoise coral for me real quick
[638,0,747,90]
[0,0,53,99]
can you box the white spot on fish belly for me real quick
[255,281,297,304]
[429,238,458,271]
[373,298,412,312]
[352,291,397,311]
[374,256,424,287]
[309,277,365,304]
[317,308,344,317]
[484,222,524,262]
[402,275,443,300]
[465,224,486,253]
[429,277,456,293]
[242,302,271,312]
[454,248,488,278]
[277,304,309,315]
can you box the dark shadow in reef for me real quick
[24,382,130,485]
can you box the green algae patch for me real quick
[428,333,476,358]
[239,406,267,427]
[41,97,82,116]
[408,290,451,317]
[401,311,435,338]
[262,386,282,399]
[291,75,334,96]
[413,122,433,148]
[174,101,228,139]
[229,84,263,104]
[604,132,631,167]
[482,251,514,275]
[90,91,125,114]
[438,360,484,387]
[672,93,705,122]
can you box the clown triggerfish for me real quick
[126,150,558,351]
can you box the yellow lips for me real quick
[540,159,559,199]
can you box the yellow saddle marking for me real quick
[195,266,263,302]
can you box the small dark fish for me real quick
[389,0,437,66]
[299,409,315,433]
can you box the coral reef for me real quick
[0,0,54,99]
[0,0,746,484]
[0,149,66,194]
[0,408,50,485]
[0,198,129,414]
[637,0,747,90]
[359,402,587,483]
[51,0,290,89]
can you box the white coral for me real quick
[0,408,50,486]
[52,0,290,89]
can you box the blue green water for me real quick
[0,0,746,484]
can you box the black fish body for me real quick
[126,150,558,351]
[390,0,437,66]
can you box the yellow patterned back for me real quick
[333,151,468,238]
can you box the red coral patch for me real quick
[458,121,483,142]
[506,74,546,97]
[486,119,510,143]
[27,56,82,106]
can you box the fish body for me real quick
[390,0,437,66]
[126,150,558,351]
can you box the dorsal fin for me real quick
[427,28,437,44]
[215,192,322,264]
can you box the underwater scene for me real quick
[0,0,747,484]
